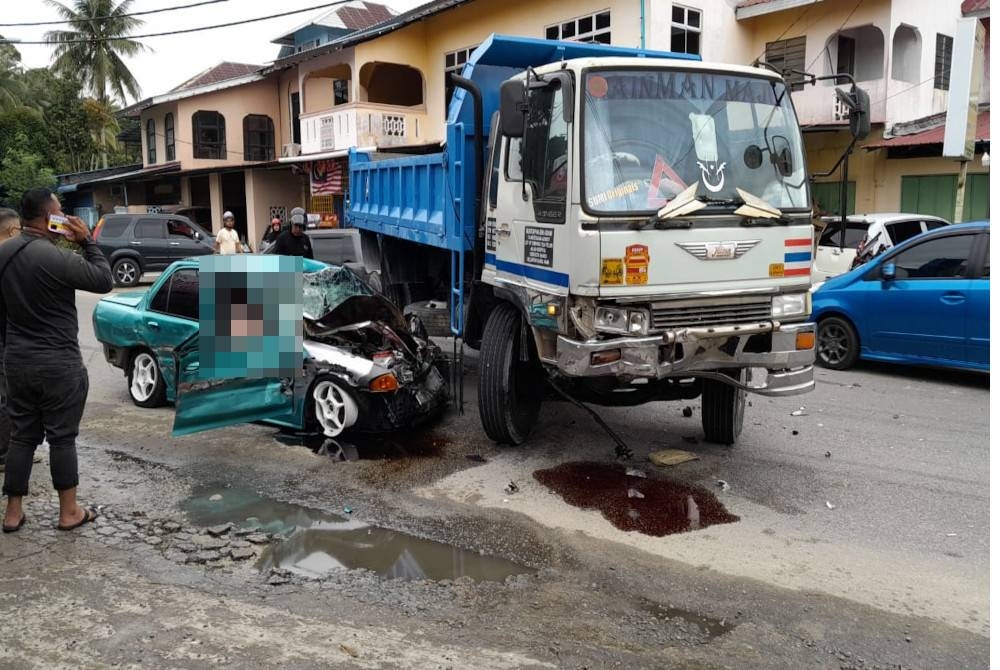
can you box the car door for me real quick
[865,233,977,363]
[171,331,296,437]
[166,218,212,260]
[144,268,202,393]
[966,232,989,367]
[132,218,172,269]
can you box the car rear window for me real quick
[923,220,948,231]
[99,217,130,238]
[310,235,359,265]
[819,222,867,248]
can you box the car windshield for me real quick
[582,69,808,215]
[301,266,373,320]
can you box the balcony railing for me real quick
[791,78,887,128]
[299,103,429,155]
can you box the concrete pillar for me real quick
[179,176,191,206]
[208,172,223,233]
[244,169,260,250]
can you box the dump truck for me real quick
[347,34,870,446]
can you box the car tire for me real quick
[404,301,452,338]
[307,375,359,438]
[477,303,543,446]
[701,369,747,446]
[816,316,860,370]
[127,349,166,408]
[112,258,141,287]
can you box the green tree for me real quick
[0,135,58,208]
[0,34,26,112]
[44,0,146,105]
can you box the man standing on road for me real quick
[214,211,242,255]
[0,208,20,473]
[271,207,314,259]
[0,188,113,533]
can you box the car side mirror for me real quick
[880,262,896,281]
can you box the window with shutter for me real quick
[765,36,807,91]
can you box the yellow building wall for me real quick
[806,128,990,217]
[245,167,306,247]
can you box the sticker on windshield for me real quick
[587,75,609,99]
[697,161,727,193]
[601,258,624,285]
[586,180,641,208]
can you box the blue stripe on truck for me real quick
[784,252,812,263]
[485,253,570,287]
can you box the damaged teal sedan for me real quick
[93,258,448,437]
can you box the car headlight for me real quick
[771,293,810,319]
[595,307,649,335]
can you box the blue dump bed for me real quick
[347,34,695,252]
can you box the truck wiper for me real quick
[631,183,706,229]
[700,188,792,225]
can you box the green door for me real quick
[900,173,990,222]
[812,181,856,216]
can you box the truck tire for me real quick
[478,304,542,446]
[701,369,747,446]
[404,301,452,338]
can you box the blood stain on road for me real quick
[533,461,739,536]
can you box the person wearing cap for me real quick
[261,217,283,247]
[271,207,314,259]
[214,211,242,255]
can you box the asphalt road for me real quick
[6,285,985,668]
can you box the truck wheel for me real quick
[701,369,747,446]
[113,258,141,287]
[478,304,542,446]
[816,316,859,370]
[404,301,452,337]
[127,349,166,408]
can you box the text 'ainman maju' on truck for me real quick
[346,34,870,447]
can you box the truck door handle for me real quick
[498,223,511,239]
[147,321,160,329]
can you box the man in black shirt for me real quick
[271,207,314,259]
[0,188,113,533]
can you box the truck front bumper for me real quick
[554,321,815,397]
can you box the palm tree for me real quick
[44,0,146,105]
[0,35,26,111]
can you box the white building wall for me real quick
[647,0,754,65]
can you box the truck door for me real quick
[491,79,572,294]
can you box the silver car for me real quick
[812,213,951,283]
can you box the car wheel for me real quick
[701,369,747,446]
[817,316,860,370]
[404,301,452,338]
[309,377,359,438]
[477,303,543,446]
[112,258,141,287]
[127,349,166,408]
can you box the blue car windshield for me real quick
[582,69,809,214]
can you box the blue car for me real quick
[811,221,989,372]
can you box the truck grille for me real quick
[650,297,773,331]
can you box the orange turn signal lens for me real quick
[796,332,816,350]
[368,373,400,393]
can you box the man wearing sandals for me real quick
[0,188,113,533]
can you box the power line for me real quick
[0,1,352,44]
[0,0,231,28]
[802,0,865,74]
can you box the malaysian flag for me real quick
[310,159,346,195]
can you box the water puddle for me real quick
[273,431,448,461]
[533,461,739,537]
[182,485,528,582]
[636,597,734,639]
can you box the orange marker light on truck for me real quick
[796,332,815,350]
[369,373,400,393]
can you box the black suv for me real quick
[94,213,215,287]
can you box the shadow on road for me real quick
[854,360,989,389]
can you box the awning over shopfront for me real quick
[56,162,182,194]
[865,111,990,150]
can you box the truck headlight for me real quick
[771,293,810,319]
[596,307,649,335]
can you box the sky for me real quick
[4,0,427,102]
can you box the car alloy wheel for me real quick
[312,379,359,437]
[114,260,139,286]
[816,316,860,370]
[130,353,158,402]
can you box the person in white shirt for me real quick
[214,211,242,255]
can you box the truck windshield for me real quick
[582,69,808,215]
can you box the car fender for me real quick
[108,248,145,271]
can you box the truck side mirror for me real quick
[836,86,871,139]
[499,80,525,138]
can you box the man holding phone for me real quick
[0,187,113,533]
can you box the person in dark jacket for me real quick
[271,207,314,259]
[0,207,20,473]
[0,188,113,533]
[261,217,283,248]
